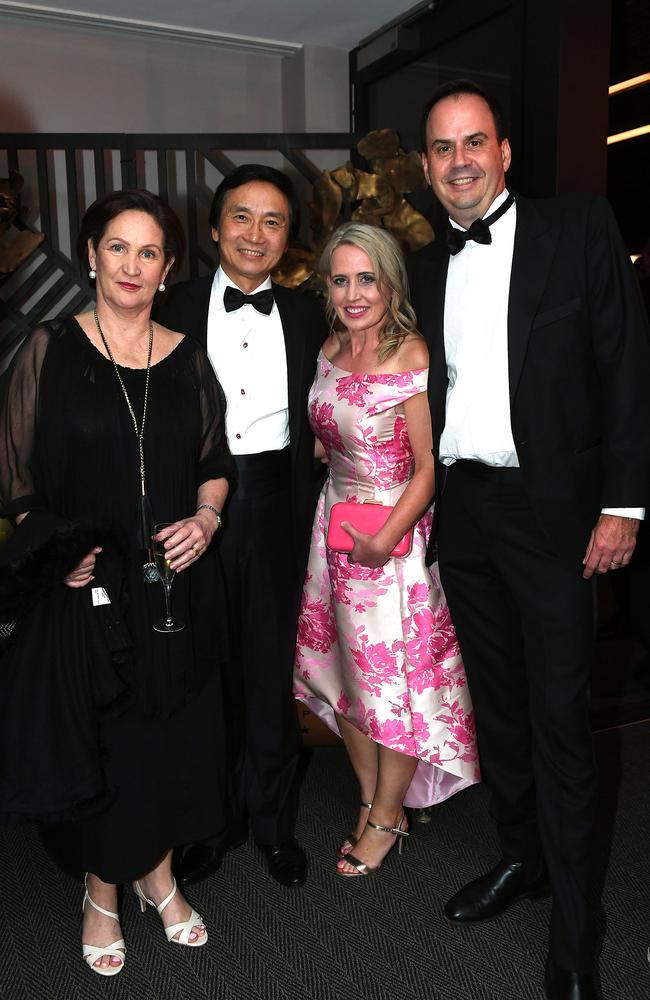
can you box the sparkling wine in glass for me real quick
[152,522,185,633]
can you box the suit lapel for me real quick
[427,254,450,444]
[411,247,449,444]
[192,276,213,349]
[273,283,305,460]
[508,196,559,400]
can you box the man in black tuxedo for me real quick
[408,80,650,1000]
[157,164,325,887]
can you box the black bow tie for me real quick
[446,192,515,255]
[223,285,274,315]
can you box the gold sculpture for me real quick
[0,171,44,276]
[0,172,41,557]
[273,129,435,289]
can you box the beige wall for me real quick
[0,17,349,134]
[282,44,349,133]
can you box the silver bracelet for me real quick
[196,503,222,530]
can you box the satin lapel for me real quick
[193,276,213,349]
[429,256,450,444]
[273,283,303,459]
[508,197,559,401]
[412,248,449,444]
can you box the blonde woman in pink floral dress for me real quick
[294,222,479,876]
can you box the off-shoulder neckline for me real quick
[319,350,428,377]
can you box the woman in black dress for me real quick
[0,190,235,974]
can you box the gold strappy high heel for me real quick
[337,814,409,877]
[339,801,373,857]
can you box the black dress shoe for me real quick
[258,839,307,887]
[174,826,248,885]
[545,959,598,999]
[444,859,550,923]
[174,844,226,885]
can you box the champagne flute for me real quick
[152,522,185,633]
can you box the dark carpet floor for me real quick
[0,721,649,1000]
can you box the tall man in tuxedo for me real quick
[158,164,325,886]
[408,80,650,1000]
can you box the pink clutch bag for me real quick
[326,501,413,558]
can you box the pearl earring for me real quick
[158,282,166,293]
[89,269,96,279]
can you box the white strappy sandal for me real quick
[134,876,207,947]
[81,875,126,976]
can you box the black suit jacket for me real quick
[408,193,650,567]
[156,274,326,573]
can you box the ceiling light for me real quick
[607,124,650,145]
[609,72,650,96]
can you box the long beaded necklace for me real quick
[93,308,159,582]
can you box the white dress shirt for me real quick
[440,189,517,467]
[207,267,289,455]
[440,190,643,519]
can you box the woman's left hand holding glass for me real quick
[155,513,216,573]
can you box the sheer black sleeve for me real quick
[0,326,52,521]
[190,344,237,490]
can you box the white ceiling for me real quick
[0,0,423,49]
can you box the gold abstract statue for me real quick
[0,171,44,276]
[272,129,435,290]
[0,172,41,551]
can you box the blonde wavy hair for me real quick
[319,222,421,363]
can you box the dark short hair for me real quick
[208,163,300,241]
[420,79,509,151]
[76,189,185,275]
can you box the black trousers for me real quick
[215,450,302,846]
[437,461,597,970]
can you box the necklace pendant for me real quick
[143,561,160,584]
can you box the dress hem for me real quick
[296,692,478,809]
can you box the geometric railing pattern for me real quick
[0,132,358,368]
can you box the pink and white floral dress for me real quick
[294,352,479,806]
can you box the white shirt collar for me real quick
[212,266,273,308]
[449,188,511,232]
